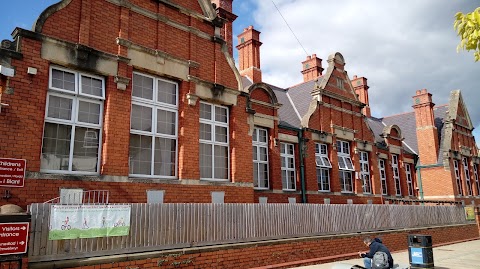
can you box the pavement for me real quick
[291,239,480,269]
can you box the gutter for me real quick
[278,124,307,203]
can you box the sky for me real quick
[0,0,479,144]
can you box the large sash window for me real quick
[129,72,178,178]
[41,66,104,174]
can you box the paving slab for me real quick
[291,239,480,269]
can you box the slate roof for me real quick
[242,74,449,160]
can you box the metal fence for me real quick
[28,203,471,263]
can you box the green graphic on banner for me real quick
[49,205,131,240]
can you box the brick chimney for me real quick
[301,54,323,82]
[211,0,237,56]
[412,89,439,164]
[352,75,371,117]
[236,25,262,83]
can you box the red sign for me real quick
[0,158,26,187]
[0,222,29,255]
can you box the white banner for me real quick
[49,204,131,240]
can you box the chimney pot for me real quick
[312,54,316,58]
[416,90,422,95]
[307,56,311,60]
[353,75,358,79]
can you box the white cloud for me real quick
[234,0,480,144]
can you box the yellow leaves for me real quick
[454,7,480,62]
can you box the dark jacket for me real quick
[361,239,394,268]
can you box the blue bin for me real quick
[408,234,434,269]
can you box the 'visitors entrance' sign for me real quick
[0,222,29,255]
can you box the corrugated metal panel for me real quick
[28,203,470,262]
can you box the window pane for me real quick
[72,127,99,172]
[41,123,72,171]
[200,143,212,178]
[157,80,176,105]
[200,103,211,120]
[259,147,268,161]
[214,145,228,179]
[252,146,257,161]
[131,104,152,132]
[47,95,73,120]
[51,69,75,92]
[322,157,331,168]
[129,134,152,175]
[345,157,354,170]
[132,73,154,100]
[253,163,258,187]
[259,129,267,143]
[338,156,346,169]
[288,157,294,169]
[215,126,228,143]
[336,141,341,152]
[252,129,258,142]
[315,144,320,154]
[154,137,176,176]
[156,109,176,135]
[320,144,327,155]
[315,156,323,167]
[200,123,212,141]
[215,106,228,123]
[287,144,294,155]
[81,76,103,97]
[259,163,268,187]
[78,101,101,124]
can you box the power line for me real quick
[271,0,309,56]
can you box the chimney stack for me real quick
[236,25,262,83]
[211,0,237,56]
[412,89,439,164]
[301,54,323,82]
[352,75,371,117]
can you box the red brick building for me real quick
[0,0,478,208]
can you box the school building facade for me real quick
[0,0,479,209]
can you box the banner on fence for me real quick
[464,206,475,221]
[48,204,131,240]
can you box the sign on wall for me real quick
[49,205,131,240]
[0,158,26,187]
[0,222,29,255]
[464,206,475,221]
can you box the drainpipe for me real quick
[278,125,307,203]
[415,157,443,201]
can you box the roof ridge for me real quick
[383,104,448,119]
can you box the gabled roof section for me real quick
[446,90,473,129]
[377,105,449,156]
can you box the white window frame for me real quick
[473,164,480,196]
[453,160,463,196]
[199,102,230,181]
[129,72,178,178]
[281,143,296,191]
[315,143,331,192]
[337,140,354,193]
[379,159,388,195]
[359,151,371,194]
[392,154,401,196]
[253,127,269,189]
[405,163,414,196]
[462,157,473,196]
[41,66,104,175]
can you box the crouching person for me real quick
[358,237,394,269]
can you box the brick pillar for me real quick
[352,75,371,117]
[236,26,262,83]
[301,54,323,82]
[412,89,439,165]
